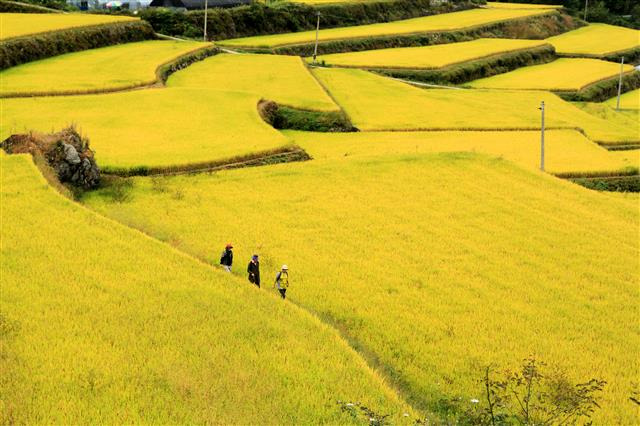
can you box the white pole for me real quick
[583,0,588,21]
[616,57,625,111]
[540,101,545,171]
[312,12,320,64]
[203,0,208,42]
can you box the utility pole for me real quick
[312,11,320,64]
[583,0,588,21]
[616,56,625,111]
[539,101,545,172]
[203,0,208,42]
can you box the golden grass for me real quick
[0,153,412,423]
[167,53,338,111]
[0,40,210,96]
[82,153,640,424]
[546,23,640,56]
[486,1,562,9]
[285,129,634,175]
[219,8,554,48]
[312,67,639,144]
[310,38,547,69]
[467,58,635,91]
[0,88,289,171]
[0,12,136,40]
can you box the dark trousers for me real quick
[279,289,286,299]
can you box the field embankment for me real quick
[219,8,578,55]
[0,153,414,423]
[81,152,640,424]
[0,13,155,69]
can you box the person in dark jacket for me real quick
[247,254,260,287]
[220,243,233,272]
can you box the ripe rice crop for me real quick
[312,67,639,144]
[546,23,640,56]
[0,88,289,171]
[485,1,562,9]
[606,88,640,109]
[467,58,635,91]
[83,153,640,424]
[219,8,553,48]
[0,40,209,96]
[284,129,635,175]
[167,53,338,111]
[0,12,136,40]
[310,38,547,69]
[0,153,411,423]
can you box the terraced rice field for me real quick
[285,129,635,175]
[0,13,136,40]
[167,53,338,111]
[82,153,640,424]
[0,89,289,171]
[606,88,640,109]
[310,38,547,69]
[219,8,554,48]
[0,40,210,96]
[467,58,635,91]
[0,153,411,424]
[312,67,638,144]
[546,23,640,56]
[485,1,562,9]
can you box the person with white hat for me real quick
[274,265,289,299]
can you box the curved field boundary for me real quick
[554,70,640,102]
[227,12,579,56]
[351,44,556,84]
[102,145,311,177]
[1,45,220,98]
[0,20,155,70]
[558,47,640,65]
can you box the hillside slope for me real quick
[83,153,640,423]
[0,154,413,423]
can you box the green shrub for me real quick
[557,71,640,102]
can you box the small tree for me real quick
[482,357,606,425]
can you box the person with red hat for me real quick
[220,243,233,272]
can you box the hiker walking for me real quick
[220,243,233,272]
[247,254,260,288]
[274,265,289,299]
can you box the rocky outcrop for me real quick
[2,127,100,189]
